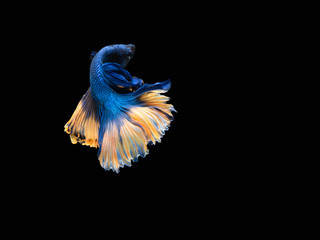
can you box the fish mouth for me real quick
[127,44,135,53]
[127,44,135,58]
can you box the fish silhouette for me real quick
[64,44,175,172]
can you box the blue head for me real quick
[100,44,135,68]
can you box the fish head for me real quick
[102,44,135,67]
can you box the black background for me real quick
[2,6,276,235]
[15,16,248,192]
[23,19,213,195]
[7,7,261,208]
[59,37,189,180]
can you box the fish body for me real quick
[65,44,175,172]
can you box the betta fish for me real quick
[64,44,176,173]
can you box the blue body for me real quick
[89,44,171,153]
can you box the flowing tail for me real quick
[64,81,175,173]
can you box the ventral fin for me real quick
[90,51,97,60]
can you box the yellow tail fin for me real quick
[98,90,175,172]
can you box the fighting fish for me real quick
[64,44,176,173]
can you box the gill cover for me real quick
[64,44,175,173]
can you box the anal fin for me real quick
[64,88,100,148]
